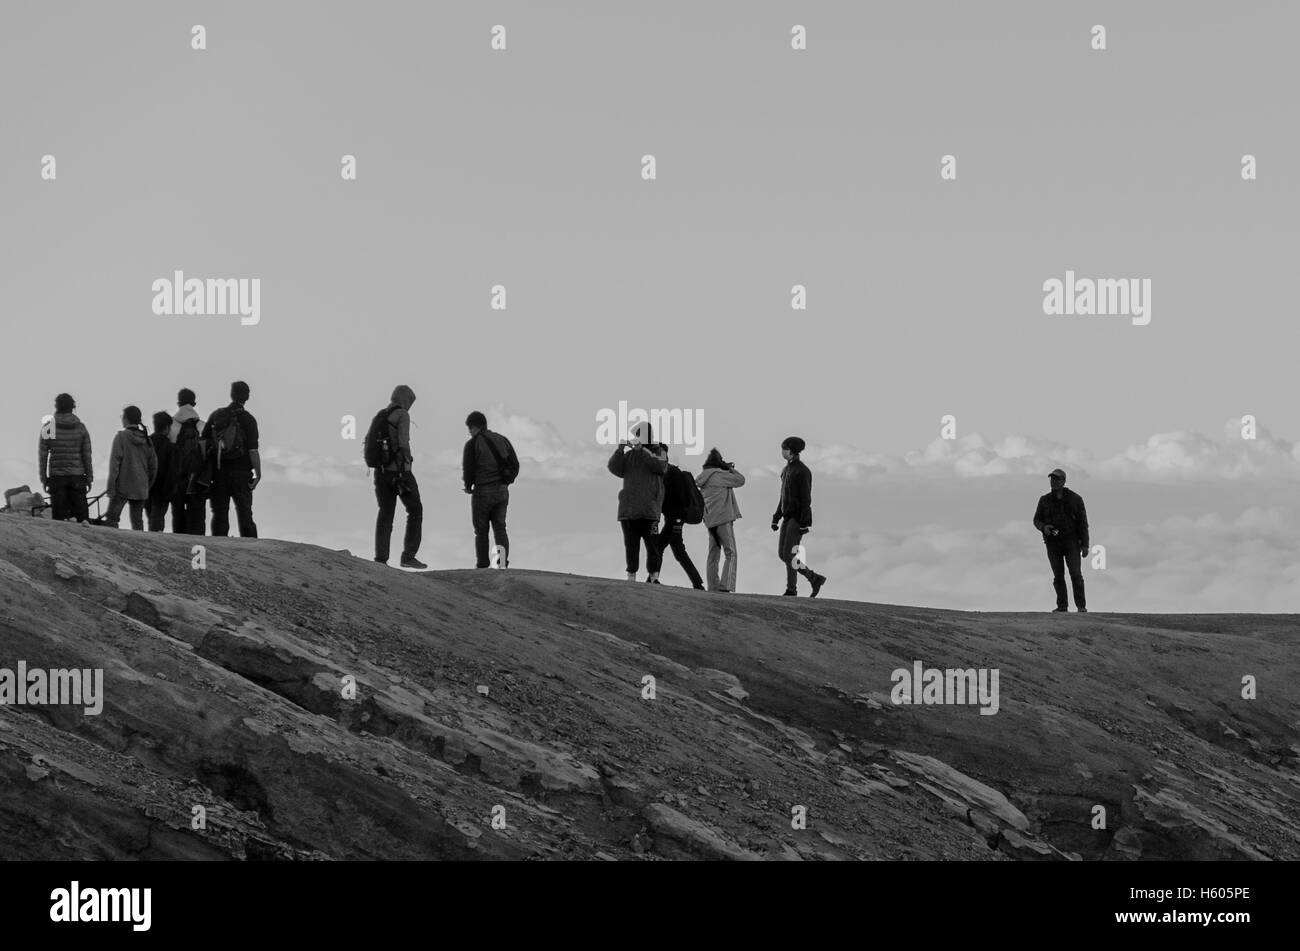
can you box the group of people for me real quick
[36,383,261,537]
[608,424,829,597]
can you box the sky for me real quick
[2,1,1298,612]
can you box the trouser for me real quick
[211,467,257,538]
[104,496,145,530]
[621,518,662,575]
[375,470,422,562]
[173,492,207,535]
[654,518,704,588]
[778,517,816,592]
[47,475,89,523]
[706,521,738,591]
[471,483,510,568]
[148,497,179,532]
[1046,541,1086,609]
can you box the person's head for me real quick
[390,384,416,411]
[653,443,670,461]
[781,436,806,461]
[54,393,75,414]
[177,388,196,408]
[704,447,730,469]
[230,381,250,405]
[152,410,173,434]
[466,410,487,436]
[122,405,142,428]
[1049,468,1066,492]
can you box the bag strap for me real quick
[478,430,509,472]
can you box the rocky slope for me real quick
[1,516,1296,860]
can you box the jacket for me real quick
[149,433,174,501]
[607,446,667,521]
[660,464,690,521]
[1033,488,1090,549]
[463,430,518,490]
[382,386,416,472]
[773,457,813,529]
[107,427,158,501]
[38,412,93,483]
[202,402,259,472]
[697,466,745,528]
[168,405,203,444]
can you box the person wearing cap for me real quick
[771,436,827,597]
[1033,468,1090,613]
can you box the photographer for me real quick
[607,422,667,582]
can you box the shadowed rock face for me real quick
[0,517,1296,861]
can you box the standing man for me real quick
[203,381,260,538]
[462,411,518,568]
[652,443,705,589]
[38,392,92,523]
[168,388,208,535]
[771,436,826,597]
[1033,468,1089,613]
[373,385,425,569]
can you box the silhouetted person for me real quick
[608,421,667,582]
[147,411,175,531]
[372,385,425,569]
[168,388,208,535]
[1033,468,1089,612]
[203,381,260,537]
[771,436,826,597]
[462,411,518,568]
[652,443,704,589]
[105,406,157,530]
[697,447,745,592]
[38,393,92,523]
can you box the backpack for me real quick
[478,431,518,486]
[174,418,210,493]
[680,469,705,524]
[363,407,402,470]
[210,408,247,468]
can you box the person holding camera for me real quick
[772,436,826,597]
[1033,468,1089,612]
[607,421,668,582]
[696,447,745,592]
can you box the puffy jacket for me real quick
[463,430,518,490]
[108,427,158,501]
[38,412,93,483]
[697,466,745,528]
[1033,488,1089,549]
[773,458,812,529]
[607,446,667,521]
[382,385,416,472]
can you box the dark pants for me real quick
[1046,541,1086,609]
[472,483,510,568]
[375,470,422,562]
[105,496,145,530]
[654,518,704,587]
[778,517,816,592]
[149,497,179,532]
[621,518,663,575]
[211,467,257,537]
[47,476,89,523]
[173,493,207,535]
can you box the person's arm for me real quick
[462,439,476,491]
[1032,497,1047,533]
[719,469,746,488]
[82,427,93,487]
[38,432,49,487]
[1075,496,1090,552]
[395,411,411,466]
[107,434,123,497]
[146,439,158,488]
[644,451,668,475]
[797,466,813,528]
[244,413,262,488]
[506,439,520,475]
[607,446,627,477]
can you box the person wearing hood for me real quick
[38,392,92,523]
[771,436,827,597]
[696,447,745,592]
[147,410,176,531]
[105,405,158,530]
[374,384,426,569]
[202,380,260,538]
[167,388,208,535]
[607,421,667,582]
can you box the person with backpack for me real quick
[462,411,519,569]
[608,421,668,582]
[1033,468,1090,613]
[696,447,745,592]
[167,388,208,535]
[104,406,158,531]
[367,385,425,569]
[37,392,92,523]
[771,436,827,597]
[651,444,705,589]
[202,381,260,538]
[147,411,175,531]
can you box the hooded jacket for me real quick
[108,426,158,501]
[38,412,93,483]
[773,457,812,529]
[696,466,745,528]
[1033,487,1089,549]
[168,405,203,444]
[607,445,667,521]
[383,385,416,472]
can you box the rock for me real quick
[641,804,761,861]
[475,685,490,696]
[998,828,1072,861]
[890,751,1029,832]
[53,561,79,580]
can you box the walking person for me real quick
[147,411,175,531]
[104,406,158,530]
[771,436,827,597]
[37,393,92,524]
[1033,468,1089,613]
[651,444,705,589]
[203,381,260,538]
[368,385,425,569]
[697,447,745,592]
[608,422,667,582]
[462,411,519,568]
[168,388,208,535]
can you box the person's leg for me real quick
[147,499,165,532]
[1046,546,1067,609]
[209,471,232,537]
[104,495,126,527]
[230,474,257,538]
[48,477,71,521]
[621,520,641,575]
[667,521,704,588]
[187,494,208,535]
[171,495,186,533]
[128,500,145,531]
[398,472,423,560]
[374,474,398,561]
[490,486,509,566]
[1065,546,1086,610]
[471,487,492,568]
[645,520,664,575]
[718,521,738,592]
[778,518,800,593]
[705,526,722,590]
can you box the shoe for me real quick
[692,585,705,590]
[627,573,637,582]
[646,578,661,585]
[1077,607,1088,613]
[809,574,826,598]
[717,588,731,593]
[782,590,797,597]
[400,555,428,569]
[1052,606,1068,613]
[374,557,387,564]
